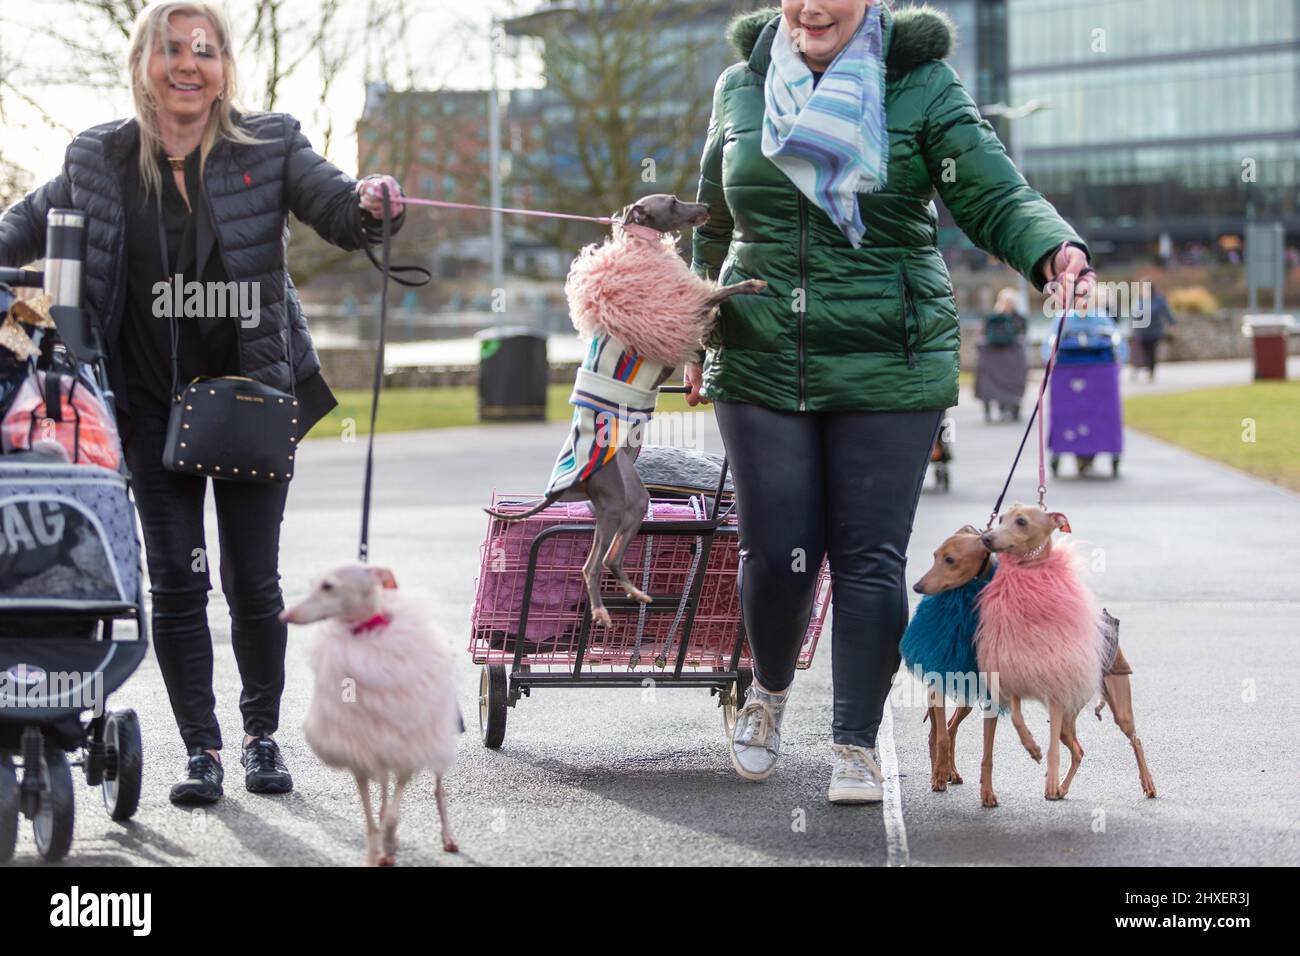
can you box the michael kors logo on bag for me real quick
[235,394,264,403]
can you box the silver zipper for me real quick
[797,193,808,411]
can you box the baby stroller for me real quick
[0,214,148,863]
[1041,309,1127,478]
[928,409,952,492]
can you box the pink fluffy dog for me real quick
[281,565,461,865]
[976,505,1107,804]
[565,198,738,365]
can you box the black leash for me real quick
[358,186,431,563]
[980,276,1091,534]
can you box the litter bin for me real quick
[477,326,548,421]
[1241,314,1293,380]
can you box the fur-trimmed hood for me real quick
[727,3,955,79]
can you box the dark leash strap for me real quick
[358,186,431,563]
[981,271,1093,534]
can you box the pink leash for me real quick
[398,196,616,226]
[983,300,1072,531]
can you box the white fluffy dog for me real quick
[281,565,461,865]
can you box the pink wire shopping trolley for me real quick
[468,387,830,748]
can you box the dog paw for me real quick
[930,771,948,792]
[980,789,999,808]
[592,606,612,628]
[443,835,460,853]
[947,768,964,785]
[377,853,396,866]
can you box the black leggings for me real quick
[122,411,290,752]
[713,400,943,749]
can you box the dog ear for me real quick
[625,202,646,224]
[1049,512,1072,533]
[368,567,399,589]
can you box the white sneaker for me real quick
[730,679,791,781]
[828,744,884,804]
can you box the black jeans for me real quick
[122,411,290,752]
[713,399,943,749]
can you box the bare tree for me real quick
[501,0,723,253]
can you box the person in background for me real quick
[974,286,1029,422]
[1131,279,1175,382]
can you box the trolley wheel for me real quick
[1050,454,1060,477]
[102,710,143,822]
[32,749,74,862]
[1111,456,1121,478]
[479,665,508,750]
[721,669,754,738]
[0,756,18,863]
[1077,454,1096,476]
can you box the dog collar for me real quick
[617,221,666,242]
[350,613,390,636]
[1020,538,1049,562]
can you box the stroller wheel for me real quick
[0,756,18,863]
[720,668,753,739]
[102,710,143,822]
[479,665,508,750]
[32,749,74,862]
[1112,456,1121,478]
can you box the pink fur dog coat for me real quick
[303,590,460,780]
[564,225,716,367]
[974,539,1106,714]
[545,226,717,495]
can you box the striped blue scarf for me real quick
[761,6,888,249]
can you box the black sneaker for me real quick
[241,736,293,794]
[169,749,224,806]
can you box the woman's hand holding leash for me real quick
[1042,241,1095,314]
[357,174,405,219]
[684,361,710,406]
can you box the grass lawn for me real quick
[305,384,696,440]
[1123,380,1300,492]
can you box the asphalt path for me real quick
[8,359,1297,866]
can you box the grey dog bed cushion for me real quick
[632,446,734,498]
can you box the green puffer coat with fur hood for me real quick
[691,3,1087,412]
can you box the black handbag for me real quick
[153,202,299,483]
[161,370,300,483]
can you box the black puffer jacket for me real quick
[0,110,404,438]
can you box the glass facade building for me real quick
[1006,0,1300,251]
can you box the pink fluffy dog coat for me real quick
[974,539,1107,714]
[303,589,459,781]
[564,226,716,365]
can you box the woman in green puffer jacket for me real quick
[684,0,1096,801]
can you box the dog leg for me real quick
[599,455,652,604]
[946,706,971,784]
[580,511,614,628]
[926,691,950,792]
[979,714,998,807]
[380,773,410,866]
[1103,673,1157,798]
[374,772,396,865]
[1010,696,1042,763]
[1058,709,1085,797]
[583,462,638,627]
[435,775,459,853]
[1045,702,1065,800]
[355,773,381,867]
[703,278,766,310]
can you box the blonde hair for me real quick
[127,1,268,199]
